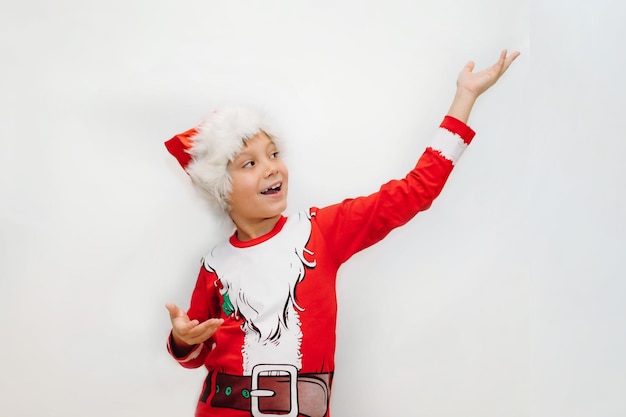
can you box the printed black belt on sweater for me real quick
[209,364,332,417]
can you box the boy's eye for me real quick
[243,161,255,168]
[270,151,279,159]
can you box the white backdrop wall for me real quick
[0,1,622,417]
[529,1,626,417]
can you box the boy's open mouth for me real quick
[261,183,282,195]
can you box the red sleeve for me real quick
[166,265,221,369]
[313,117,475,265]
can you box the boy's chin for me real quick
[274,201,288,215]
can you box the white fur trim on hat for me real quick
[185,106,282,212]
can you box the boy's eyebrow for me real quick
[233,147,257,161]
[233,140,276,161]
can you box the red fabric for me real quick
[164,127,198,170]
[441,115,476,144]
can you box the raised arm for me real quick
[313,50,520,264]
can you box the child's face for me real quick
[227,131,288,228]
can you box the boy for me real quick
[164,50,519,417]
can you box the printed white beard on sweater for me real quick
[205,212,315,375]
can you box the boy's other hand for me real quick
[456,49,520,99]
[166,302,224,348]
[447,49,520,123]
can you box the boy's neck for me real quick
[232,214,283,242]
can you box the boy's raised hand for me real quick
[447,49,520,123]
[166,302,224,348]
[456,49,520,99]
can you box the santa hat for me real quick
[165,106,281,212]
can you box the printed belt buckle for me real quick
[250,364,298,417]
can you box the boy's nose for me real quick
[264,160,279,177]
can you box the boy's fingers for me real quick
[189,320,224,343]
[165,302,180,318]
[166,303,190,321]
[167,303,223,343]
[501,52,520,74]
[187,318,224,338]
[196,318,224,331]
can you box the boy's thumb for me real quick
[165,302,182,318]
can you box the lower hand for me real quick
[166,302,224,348]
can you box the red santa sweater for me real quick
[168,116,475,417]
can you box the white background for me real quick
[0,1,624,416]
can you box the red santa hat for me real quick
[165,106,281,212]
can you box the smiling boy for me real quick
[165,50,519,417]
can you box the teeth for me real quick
[262,183,281,193]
